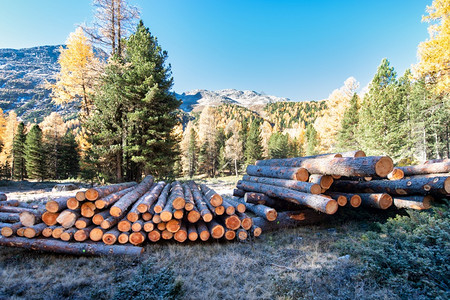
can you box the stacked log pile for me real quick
[235,152,449,232]
[0,176,260,256]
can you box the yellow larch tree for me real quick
[50,27,100,118]
[414,0,450,95]
[313,77,359,153]
[0,108,6,151]
[0,111,19,175]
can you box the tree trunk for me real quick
[236,212,253,230]
[188,181,213,222]
[397,161,450,176]
[81,202,97,218]
[94,186,135,209]
[387,168,404,180]
[46,197,69,213]
[1,222,23,237]
[60,228,77,242]
[233,189,245,197]
[174,223,187,243]
[225,198,246,213]
[196,220,210,241]
[182,183,195,211]
[42,211,59,226]
[188,224,198,241]
[131,220,144,232]
[220,215,241,230]
[199,184,223,207]
[255,153,344,166]
[238,197,277,221]
[102,229,120,245]
[56,209,80,228]
[221,200,235,215]
[0,212,20,223]
[236,228,248,241]
[100,215,122,230]
[148,229,161,242]
[153,183,172,213]
[52,227,65,239]
[224,228,236,241]
[359,193,392,209]
[242,175,321,194]
[0,199,19,206]
[143,221,154,232]
[168,181,186,210]
[0,193,7,201]
[207,219,224,239]
[74,226,95,242]
[393,195,432,210]
[308,174,334,189]
[89,227,104,242]
[324,192,361,208]
[24,223,47,238]
[75,217,92,229]
[118,232,129,244]
[0,236,144,256]
[110,176,154,217]
[75,191,86,201]
[66,197,80,210]
[117,219,131,232]
[85,181,137,201]
[136,182,166,213]
[246,165,309,182]
[237,180,338,214]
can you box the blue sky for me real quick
[0,0,430,101]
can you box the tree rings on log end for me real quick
[109,207,122,218]
[202,213,213,223]
[187,210,201,223]
[172,197,185,210]
[350,195,362,208]
[210,194,223,207]
[129,232,146,245]
[75,191,86,201]
[160,211,172,222]
[375,156,394,177]
[241,218,253,230]
[310,184,322,195]
[148,230,161,242]
[225,215,241,230]
[210,225,224,239]
[325,200,338,215]
[118,232,129,244]
[294,168,309,182]
[174,230,187,242]
[166,219,181,233]
[336,195,347,207]
[224,229,236,240]
[266,209,278,221]
[444,177,450,194]
[379,194,393,210]
[85,189,99,201]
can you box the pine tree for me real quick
[268,132,289,158]
[12,122,26,180]
[305,124,318,156]
[244,120,263,164]
[337,93,360,151]
[24,125,46,181]
[187,127,197,178]
[57,130,80,179]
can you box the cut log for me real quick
[224,229,236,240]
[136,181,166,213]
[393,195,433,210]
[200,184,223,207]
[0,236,144,256]
[92,210,111,225]
[157,222,166,231]
[42,226,56,238]
[252,210,328,231]
[75,217,92,229]
[85,181,137,201]
[222,214,241,230]
[222,199,235,215]
[359,193,393,209]
[225,198,246,213]
[89,227,104,242]
[161,230,173,240]
[237,228,248,241]
[182,183,196,211]
[233,189,245,197]
[131,220,144,232]
[152,214,162,224]
[1,222,23,237]
[46,197,69,213]
[148,229,161,242]
[56,209,80,228]
[173,209,184,220]
[331,175,450,195]
[142,212,152,221]
[0,199,19,207]
[24,223,47,238]
[324,194,347,207]
[42,212,60,226]
[94,186,135,209]
[242,175,321,194]
[237,180,338,214]
[397,161,450,176]
[66,197,80,210]
[236,212,253,230]
[118,219,131,232]
[60,228,77,242]
[239,196,277,221]
[74,226,95,242]
[174,223,187,242]
[101,215,121,230]
[387,168,404,180]
[325,192,361,208]
[102,229,120,245]
[153,182,172,213]
[214,206,225,216]
[187,207,201,223]
[1,206,42,214]
[110,176,154,217]
[197,220,210,241]
[308,174,334,189]
[75,191,86,201]
[52,226,65,239]
[207,219,224,239]
[0,212,20,223]
[338,150,366,158]
[16,227,25,237]
[251,225,262,237]
[188,224,198,241]
[189,181,213,222]
[246,165,309,182]
[143,221,154,232]
[255,153,343,167]
[118,232,129,244]
[242,192,302,210]
[81,202,97,218]
[169,181,186,210]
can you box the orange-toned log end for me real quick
[42,212,59,226]
[379,194,393,210]
[241,218,253,230]
[137,204,148,214]
[224,229,236,240]
[148,230,161,242]
[236,203,246,213]
[321,175,334,189]
[187,210,201,223]
[131,222,143,232]
[102,233,117,245]
[143,222,154,232]
[95,200,106,210]
[172,197,186,210]
[1,227,13,237]
[161,230,173,240]
[74,230,88,242]
[444,177,450,194]
[188,231,198,241]
[423,196,433,209]
[75,191,86,201]
[45,201,59,213]
[215,206,225,216]
[85,189,99,201]
[24,228,37,239]
[42,227,53,238]
[350,195,362,208]
[16,228,25,237]
[325,200,339,215]
[60,232,73,242]
[295,168,309,182]
[142,212,152,221]
[289,213,306,221]
[152,214,162,224]
[225,215,241,230]
[334,153,343,158]
[225,206,235,215]
[252,226,262,237]
[157,222,166,231]
[118,232,129,244]
[52,227,64,239]
[202,213,213,223]
[160,211,173,222]
[174,230,187,243]
[237,229,248,240]
[210,194,223,207]
[89,228,104,242]
[354,150,366,157]
[387,168,404,181]
[331,174,341,179]
[337,195,347,207]
[310,184,322,195]
[173,210,184,220]
[266,209,278,221]
[66,198,79,210]
[81,202,96,218]
[375,156,394,177]
[199,230,210,241]
[118,220,131,232]
[153,205,163,214]
[184,202,194,211]
[127,212,139,223]
[129,232,146,245]
[92,215,104,226]
[109,207,122,218]
[166,219,181,233]
[211,225,225,239]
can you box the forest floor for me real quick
[0,177,417,299]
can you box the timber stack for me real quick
[234,152,449,232]
[0,176,261,256]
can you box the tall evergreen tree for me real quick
[305,124,318,156]
[24,125,46,181]
[268,132,289,159]
[12,122,26,180]
[187,127,197,178]
[57,131,80,179]
[337,93,360,151]
[245,120,263,164]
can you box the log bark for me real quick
[233,189,245,197]
[174,223,187,243]
[187,207,201,223]
[242,175,321,194]
[197,220,210,241]
[0,236,144,256]
[46,197,69,213]
[393,195,432,210]
[207,219,224,239]
[308,174,334,189]
[236,212,253,230]
[332,175,450,195]
[56,209,80,228]
[237,180,338,214]
[1,222,23,237]
[251,225,262,237]
[148,229,161,242]
[255,153,343,167]
[323,194,347,207]
[0,206,42,214]
[102,229,120,245]
[153,182,172,213]
[85,181,137,201]
[200,184,223,207]
[189,181,213,222]
[239,196,277,221]
[110,176,154,217]
[74,226,95,242]
[94,186,135,209]
[100,215,121,230]
[75,191,86,201]
[338,150,366,158]
[325,192,361,208]
[92,211,111,225]
[182,183,196,211]
[75,217,92,229]
[397,161,450,176]
[0,199,19,207]
[136,182,166,213]
[60,228,77,242]
[359,193,393,209]
[0,212,20,223]
[242,192,302,210]
[224,198,246,213]
[246,165,309,182]
[252,210,328,231]
[188,224,198,241]
[221,199,236,215]
[42,211,60,226]
[24,223,47,238]
[169,181,186,210]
